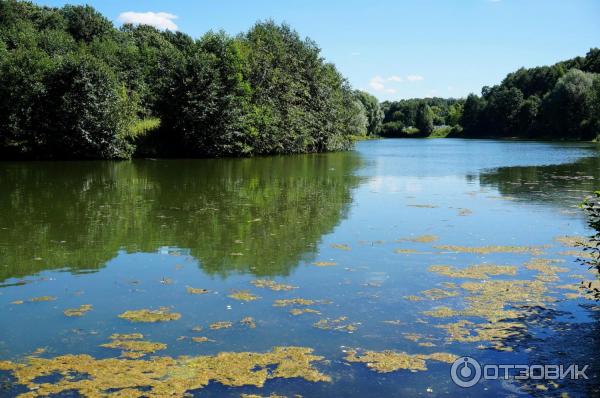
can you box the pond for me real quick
[1,138,599,397]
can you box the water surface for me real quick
[1,139,599,397]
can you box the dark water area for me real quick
[1,139,599,397]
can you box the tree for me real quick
[542,69,595,139]
[34,53,137,159]
[354,91,383,135]
[61,5,112,43]
[415,102,434,135]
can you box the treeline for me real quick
[380,98,464,137]
[461,49,600,140]
[379,49,600,140]
[0,0,375,160]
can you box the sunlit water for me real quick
[1,139,600,397]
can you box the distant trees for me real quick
[354,91,383,135]
[415,103,434,135]
[380,98,464,137]
[461,49,600,140]
[0,1,363,159]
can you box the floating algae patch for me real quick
[408,204,438,209]
[313,317,358,333]
[191,337,214,343]
[11,300,24,305]
[559,250,596,260]
[420,288,459,300]
[228,290,260,302]
[0,347,330,397]
[100,339,167,356]
[437,320,526,351]
[28,296,56,303]
[187,286,210,295]
[458,208,473,216]
[555,235,589,247]
[404,295,423,302]
[118,307,181,323]
[428,264,517,279]
[330,243,351,251]
[109,333,144,340]
[273,298,317,307]
[423,280,551,323]
[210,321,233,330]
[524,258,567,276]
[250,280,297,291]
[394,249,418,254]
[398,235,439,243]
[343,350,458,373]
[312,262,337,267]
[434,245,546,255]
[289,308,321,316]
[241,317,257,328]
[63,304,92,317]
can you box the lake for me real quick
[1,138,599,397]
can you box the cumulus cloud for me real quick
[118,11,178,31]
[406,74,425,82]
[369,75,386,91]
[387,75,403,82]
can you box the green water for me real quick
[1,139,599,397]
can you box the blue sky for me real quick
[36,0,600,100]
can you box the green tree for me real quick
[415,102,434,135]
[61,5,112,43]
[354,91,383,135]
[542,69,595,139]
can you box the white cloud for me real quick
[369,75,386,91]
[118,11,178,31]
[387,75,403,82]
[406,74,425,82]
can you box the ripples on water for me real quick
[0,139,599,397]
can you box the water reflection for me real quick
[477,156,600,208]
[0,153,362,281]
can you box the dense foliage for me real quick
[0,0,369,159]
[380,98,464,137]
[461,49,600,140]
[581,191,600,300]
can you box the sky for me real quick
[35,0,600,100]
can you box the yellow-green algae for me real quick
[28,296,57,303]
[187,286,210,295]
[313,317,358,333]
[394,249,418,254]
[555,235,589,247]
[312,261,337,267]
[100,339,167,355]
[118,307,181,323]
[436,320,526,351]
[241,317,257,328]
[330,243,351,251]
[0,346,330,397]
[228,290,260,301]
[63,304,92,317]
[398,235,439,243]
[344,350,458,373]
[250,280,297,291]
[524,258,567,276]
[289,308,321,316]
[428,264,517,279]
[109,333,144,340]
[434,245,546,255]
[191,337,214,343]
[273,298,316,307]
[420,288,459,300]
[210,321,233,330]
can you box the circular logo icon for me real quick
[451,356,482,388]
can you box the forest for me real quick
[381,49,600,140]
[0,0,381,160]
